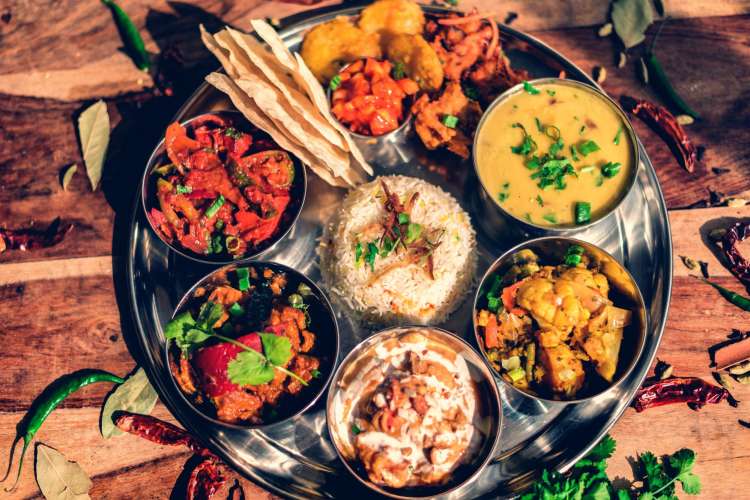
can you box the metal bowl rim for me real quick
[140,110,309,266]
[164,259,341,431]
[471,77,641,233]
[471,235,649,405]
[325,324,504,499]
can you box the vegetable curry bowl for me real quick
[473,78,639,235]
[473,237,646,403]
[164,261,339,427]
[142,110,306,264]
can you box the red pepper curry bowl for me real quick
[141,110,307,264]
[163,261,340,428]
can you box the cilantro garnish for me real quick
[578,140,601,156]
[224,127,243,139]
[614,125,624,145]
[601,161,622,178]
[542,213,558,224]
[442,114,459,129]
[365,242,378,272]
[519,435,701,500]
[535,195,544,207]
[354,241,363,267]
[523,81,541,95]
[510,123,537,155]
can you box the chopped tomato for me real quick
[484,314,499,349]
[502,280,528,316]
[331,58,419,136]
[165,122,201,167]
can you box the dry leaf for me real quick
[77,100,110,191]
[612,0,654,49]
[100,368,158,438]
[35,444,92,500]
[61,164,77,191]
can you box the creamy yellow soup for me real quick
[475,81,634,226]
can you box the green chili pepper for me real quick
[644,53,700,119]
[2,370,124,492]
[101,0,150,71]
[204,195,225,218]
[699,277,750,311]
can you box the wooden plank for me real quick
[0,256,112,285]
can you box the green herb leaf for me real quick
[570,145,580,161]
[613,125,624,145]
[35,444,92,500]
[197,301,224,330]
[510,123,537,156]
[351,423,362,435]
[601,162,622,178]
[534,117,544,132]
[260,333,293,366]
[100,368,158,438]
[611,0,655,49]
[523,81,541,95]
[366,242,378,271]
[225,127,243,139]
[176,184,192,194]
[101,0,151,71]
[546,89,556,96]
[61,164,78,191]
[311,369,321,379]
[78,100,110,191]
[227,351,275,386]
[405,223,423,244]
[164,312,212,354]
[205,194,225,218]
[498,192,509,202]
[575,201,592,225]
[398,212,410,224]
[587,435,616,461]
[355,241,364,266]
[549,138,564,158]
[543,213,557,224]
[578,140,601,156]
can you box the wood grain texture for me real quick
[1,1,749,498]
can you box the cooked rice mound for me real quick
[320,175,476,325]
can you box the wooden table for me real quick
[1,1,749,498]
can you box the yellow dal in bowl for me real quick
[475,81,634,227]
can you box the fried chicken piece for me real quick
[412,82,482,158]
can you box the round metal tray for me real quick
[127,5,672,498]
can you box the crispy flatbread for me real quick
[249,19,373,177]
[199,25,239,79]
[223,27,348,152]
[206,72,349,188]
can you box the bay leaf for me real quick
[77,100,110,191]
[61,164,77,191]
[100,367,158,438]
[611,0,654,49]
[35,444,92,500]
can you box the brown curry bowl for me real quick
[326,325,503,499]
[472,237,647,406]
[141,110,307,265]
[164,261,339,430]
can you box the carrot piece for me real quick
[501,280,524,312]
[485,314,499,349]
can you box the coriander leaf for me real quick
[583,479,611,500]
[668,448,695,475]
[678,472,701,495]
[611,0,654,49]
[578,140,601,156]
[640,452,673,495]
[366,242,378,272]
[638,492,654,500]
[616,489,633,500]
[260,333,292,366]
[523,81,541,95]
[198,301,224,330]
[587,435,616,461]
[549,138,564,157]
[227,351,275,386]
[164,311,196,342]
[405,223,423,243]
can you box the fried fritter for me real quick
[358,0,425,39]
[385,33,444,91]
[300,17,381,82]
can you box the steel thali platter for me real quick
[128,4,672,498]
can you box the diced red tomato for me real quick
[485,314,499,349]
[192,333,261,397]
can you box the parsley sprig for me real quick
[520,435,701,500]
[165,301,307,387]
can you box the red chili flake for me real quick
[621,96,698,172]
[0,217,73,253]
[632,376,736,412]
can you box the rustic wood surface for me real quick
[1,1,749,498]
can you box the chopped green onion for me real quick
[398,212,409,224]
[543,213,558,224]
[577,140,600,156]
[548,138,564,157]
[536,195,544,207]
[523,81,540,95]
[534,117,543,132]
[211,235,223,254]
[575,202,592,225]
[176,184,192,194]
[525,156,541,169]
[225,236,241,254]
[601,161,622,178]
[564,244,585,266]
[580,165,595,174]
[595,175,604,187]
[288,293,304,309]
[205,195,225,218]
[214,220,224,230]
[442,114,459,128]
[329,74,341,91]
[311,369,321,379]
[524,213,532,222]
[501,356,521,371]
[228,302,245,317]
[570,145,580,161]
[236,268,250,291]
[498,192,509,202]
[544,125,561,141]
[379,236,395,257]
[297,282,313,297]
[546,89,556,96]
[613,125,624,145]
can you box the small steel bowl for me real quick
[327,60,416,168]
[472,77,640,241]
[141,110,307,265]
[326,326,503,499]
[165,260,339,430]
[472,237,647,405]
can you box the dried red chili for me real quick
[114,412,229,500]
[632,376,736,412]
[621,96,698,173]
[0,217,73,253]
[721,221,750,289]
